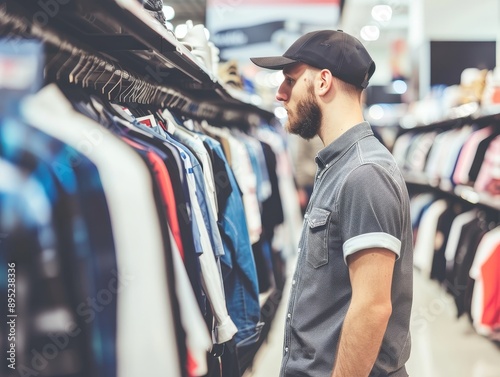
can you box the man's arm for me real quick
[331,247,396,377]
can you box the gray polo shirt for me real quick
[280,122,413,377]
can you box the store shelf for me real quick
[3,0,275,124]
[455,185,500,211]
[404,173,500,212]
[397,110,500,137]
[403,172,439,188]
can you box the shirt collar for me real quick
[315,121,373,170]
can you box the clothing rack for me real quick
[403,112,500,341]
[396,112,500,137]
[1,0,275,127]
[1,2,292,376]
[395,111,500,214]
[405,177,500,219]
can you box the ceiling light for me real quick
[162,6,175,21]
[392,80,407,94]
[371,5,392,22]
[360,25,380,41]
[368,105,384,120]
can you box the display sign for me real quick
[0,39,44,116]
[207,0,340,62]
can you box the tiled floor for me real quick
[244,264,500,377]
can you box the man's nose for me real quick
[276,83,288,102]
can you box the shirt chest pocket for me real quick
[305,207,331,268]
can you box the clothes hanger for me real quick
[134,80,147,104]
[107,70,124,101]
[82,57,101,88]
[68,52,86,84]
[168,94,182,110]
[119,74,137,104]
[93,62,113,91]
[101,69,120,97]
[44,43,68,79]
[151,86,161,105]
[56,48,78,81]
[74,54,94,86]
[161,88,174,108]
[129,79,143,104]
[137,81,150,104]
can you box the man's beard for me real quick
[286,92,322,140]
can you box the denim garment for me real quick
[239,135,272,204]
[171,133,225,258]
[165,134,238,344]
[167,135,224,256]
[203,136,262,346]
[162,135,205,255]
[174,128,219,221]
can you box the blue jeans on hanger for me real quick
[203,136,262,347]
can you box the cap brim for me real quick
[250,56,298,70]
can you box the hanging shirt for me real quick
[453,126,494,186]
[169,227,212,377]
[21,84,183,377]
[256,126,303,258]
[469,227,500,336]
[201,135,262,346]
[413,199,448,277]
[161,133,237,344]
[204,125,262,245]
[474,135,500,195]
[173,126,219,219]
[0,116,118,377]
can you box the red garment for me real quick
[481,243,500,330]
[122,138,185,260]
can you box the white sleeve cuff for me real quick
[215,315,238,344]
[343,232,401,264]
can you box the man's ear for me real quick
[317,69,333,96]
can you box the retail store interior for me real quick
[1,0,500,376]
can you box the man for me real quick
[251,30,413,377]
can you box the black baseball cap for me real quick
[251,30,376,89]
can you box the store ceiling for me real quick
[164,0,410,45]
[339,0,410,44]
[164,0,206,26]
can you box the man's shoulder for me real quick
[356,136,399,170]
